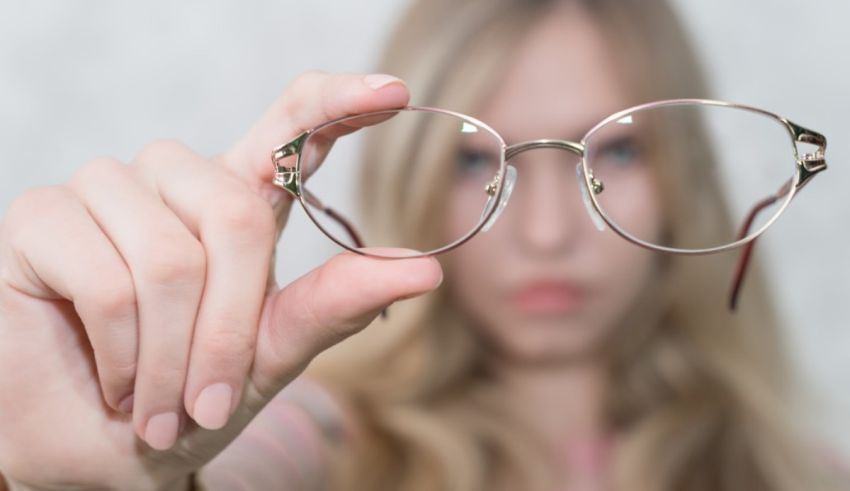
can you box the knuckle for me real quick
[201,327,256,363]
[14,185,63,207]
[141,236,206,286]
[99,360,138,401]
[145,363,186,391]
[289,70,327,94]
[71,157,124,188]
[135,138,187,168]
[105,356,138,386]
[82,278,137,322]
[5,185,69,224]
[284,70,328,117]
[2,185,74,249]
[134,138,189,171]
[214,193,275,239]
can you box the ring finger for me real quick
[133,140,275,431]
[68,157,206,450]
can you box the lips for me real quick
[511,281,586,316]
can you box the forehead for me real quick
[477,3,633,143]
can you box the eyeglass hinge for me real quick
[796,149,827,189]
[787,122,827,186]
[271,132,308,196]
[272,167,300,196]
[797,153,826,189]
[800,152,826,171]
[272,131,308,162]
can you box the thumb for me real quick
[218,71,410,210]
[247,248,443,403]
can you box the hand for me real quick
[0,72,442,490]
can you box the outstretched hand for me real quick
[0,72,442,490]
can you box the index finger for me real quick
[218,72,410,209]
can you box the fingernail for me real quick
[117,393,134,414]
[364,73,403,91]
[193,383,233,430]
[145,412,179,450]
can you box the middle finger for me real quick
[133,140,275,431]
[68,157,206,450]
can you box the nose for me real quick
[507,148,584,256]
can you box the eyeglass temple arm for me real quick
[727,124,827,310]
[300,188,366,249]
[300,190,388,319]
[273,137,388,319]
[728,183,789,310]
[301,189,394,321]
[272,135,367,249]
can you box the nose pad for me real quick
[575,162,606,232]
[481,164,517,232]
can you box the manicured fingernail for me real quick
[193,383,233,430]
[364,73,403,90]
[117,393,134,414]
[145,412,179,450]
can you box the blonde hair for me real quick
[308,0,844,490]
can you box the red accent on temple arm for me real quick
[301,189,387,319]
[727,192,785,310]
[323,208,365,249]
[301,189,366,249]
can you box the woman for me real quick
[0,0,842,490]
[295,1,842,490]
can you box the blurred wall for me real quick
[1,0,847,454]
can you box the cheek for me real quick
[441,219,512,340]
[586,227,661,336]
[444,233,502,305]
[600,240,657,300]
[442,181,512,321]
[447,192,482,241]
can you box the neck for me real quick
[489,353,610,450]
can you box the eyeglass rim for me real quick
[294,106,509,259]
[579,98,803,255]
[280,98,822,259]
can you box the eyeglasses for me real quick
[271,99,827,311]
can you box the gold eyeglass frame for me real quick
[271,99,827,311]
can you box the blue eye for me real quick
[457,148,498,176]
[595,136,642,167]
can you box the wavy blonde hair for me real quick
[308,0,844,490]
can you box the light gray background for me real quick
[1,1,847,454]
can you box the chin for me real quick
[492,320,610,365]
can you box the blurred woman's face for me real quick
[444,5,663,365]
